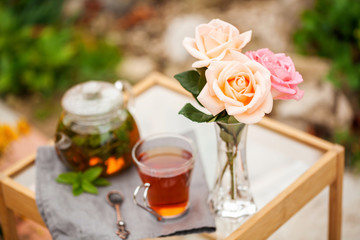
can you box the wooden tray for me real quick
[0,72,344,240]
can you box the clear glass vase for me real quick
[208,121,257,220]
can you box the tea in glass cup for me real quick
[132,134,195,220]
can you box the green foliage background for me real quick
[294,0,360,169]
[0,1,122,97]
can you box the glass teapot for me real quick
[55,80,140,176]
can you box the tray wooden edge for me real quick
[225,145,344,240]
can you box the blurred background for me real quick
[0,0,359,239]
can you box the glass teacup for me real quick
[132,133,195,220]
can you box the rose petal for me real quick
[183,37,209,60]
[192,60,211,68]
[206,61,231,95]
[273,86,304,101]
[259,90,273,114]
[237,30,252,49]
[294,88,304,100]
[245,61,271,81]
[195,24,214,53]
[197,84,225,115]
[232,108,265,124]
[209,29,228,44]
[206,41,231,58]
[210,19,240,35]
[246,72,270,114]
[204,34,221,53]
[213,78,244,107]
[291,71,304,84]
[224,50,252,63]
[271,78,297,94]
[232,91,273,124]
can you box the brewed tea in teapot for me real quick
[55,81,140,176]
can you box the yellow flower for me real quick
[0,134,9,153]
[0,123,19,155]
[1,125,18,141]
[17,118,30,135]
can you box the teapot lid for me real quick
[62,81,123,116]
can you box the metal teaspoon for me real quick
[106,190,130,239]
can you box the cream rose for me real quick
[197,51,273,124]
[183,19,252,68]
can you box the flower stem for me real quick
[229,155,235,200]
[215,159,229,186]
[226,145,237,200]
[216,121,244,201]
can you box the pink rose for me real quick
[197,51,273,124]
[183,19,252,68]
[246,48,304,100]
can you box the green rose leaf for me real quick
[56,172,78,184]
[196,67,207,93]
[81,179,98,194]
[174,70,201,95]
[82,166,103,182]
[174,68,208,107]
[217,120,246,146]
[219,129,235,146]
[93,178,111,186]
[179,103,216,123]
[216,114,240,124]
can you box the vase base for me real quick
[215,216,250,240]
[210,199,257,219]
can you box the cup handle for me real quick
[133,183,163,221]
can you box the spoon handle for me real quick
[114,204,129,239]
[115,204,122,222]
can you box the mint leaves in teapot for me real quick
[55,111,140,176]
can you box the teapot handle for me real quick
[114,80,135,112]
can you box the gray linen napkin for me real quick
[35,133,215,240]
